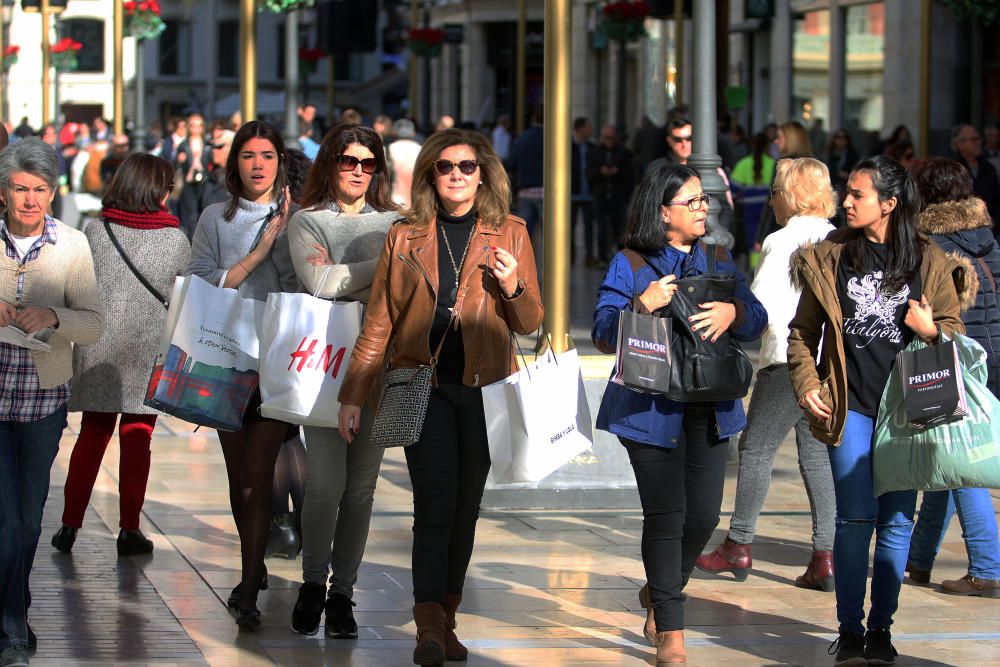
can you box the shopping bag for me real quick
[897,339,968,428]
[613,309,672,393]
[144,274,262,431]
[874,333,1000,496]
[482,347,593,484]
[258,285,363,427]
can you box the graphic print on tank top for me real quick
[843,270,910,348]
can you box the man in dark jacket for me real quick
[586,125,634,262]
[571,117,597,265]
[953,124,1000,231]
[507,107,545,239]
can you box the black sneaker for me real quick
[290,582,326,636]
[116,529,154,557]
[227,570,269,611]
[325,593,358,638]
[828,631,866,666]
[865,627,899,666]
[51,526,78,554]
[235,607,261,630]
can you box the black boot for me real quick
[264,513,301,560]
[117,529,154,557]
[51,526,78,554]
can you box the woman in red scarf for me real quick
[51,154,190,557]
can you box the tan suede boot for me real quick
[441,594,469,661]
[655,630,687,664]
[638,584,656,646]
[412,602,447,666]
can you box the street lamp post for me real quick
[283,8,299,147]
[686,0,732,248]
[240,0,256,122]
[113,0,124,134]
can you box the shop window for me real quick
[61,18,104,73]
[792,10,830,132]
[844,2,885,153]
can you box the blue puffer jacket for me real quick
[918,197,1000,397]
[592,242,767,448]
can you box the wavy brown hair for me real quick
[409,128,510,229]
[778,120,813,158]
[223,120,288,221]
[300,124,394,212]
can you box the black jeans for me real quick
[404,383,492,604]
[593,195,627,260]
[623,403,729,631]
[572,199,596,260]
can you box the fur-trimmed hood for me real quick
[917,197,991,236]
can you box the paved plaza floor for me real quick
[27,407,1000,666]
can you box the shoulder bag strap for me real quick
[975,255,996,293]
[103,221,169,308]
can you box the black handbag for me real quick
[622,246,753,402]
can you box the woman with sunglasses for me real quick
[186,120,298,630]
[285,124,400,639]
[337,129,543,666]
[592,163,766,664]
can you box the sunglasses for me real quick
[435,159,479,176]
[669,135,692,143]
[336,154,378,174]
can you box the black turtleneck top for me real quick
[432,207,477,384]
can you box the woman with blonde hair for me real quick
[337,128,543,666]
[697,158,838,590]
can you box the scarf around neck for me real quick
[101,207,181,230]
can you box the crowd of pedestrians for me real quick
[0,106,998,667]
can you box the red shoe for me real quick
[794,550,834,591]
[694,537,751,581]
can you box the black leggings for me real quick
[623,403,729,631]
[404,383,492,604]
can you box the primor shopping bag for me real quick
[613,309,672,393]
[483,348,593,484]
[258,290,363,427]
[144,274,262,431]
[897,339,968,428]
[874,334,1000,496]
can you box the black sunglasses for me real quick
[335,154,378,174]
[434,159,479,176]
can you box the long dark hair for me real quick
[102,154,174,213]
[300,124,394,212]
[842,155,923,293]
[223,120,288,221]
[621,163,700,252]
[750,132,769,184]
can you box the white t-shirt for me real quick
[9,232,42,260]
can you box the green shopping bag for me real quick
[873,333,1000,496]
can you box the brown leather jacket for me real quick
[338,213,544,407]
[787,228,972,445]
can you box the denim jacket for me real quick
[592,242,767,448]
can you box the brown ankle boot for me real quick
[795,550,834,592]
[694,537,752,581]
[655,630,687,664]
[441,594,468,661]
[413,602,447,666]
[638,584,656,646]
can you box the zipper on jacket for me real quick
[410,248,438,362]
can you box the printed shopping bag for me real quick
[897,339,968,428]
[874,334,1000,496]
[482,348,593,484]
[613,309,672,393]
[145,275,262,431]
[258,290,363,427]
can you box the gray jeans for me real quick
[728,363,836,551]
[300,407,384,597]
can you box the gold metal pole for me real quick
[409,0,418,119]
[113,0,124,134]
[0,8,5,126]
[918,0,931,157]
[515,0,526,134]
[673,0,683,105]
[41,0,51,124]
[542,0,572,353]
[240,0,256,122]
[327,54,335,124]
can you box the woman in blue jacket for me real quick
[592,163,766,664]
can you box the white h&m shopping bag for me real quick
[258,284,363,427]
[482,348,593,484]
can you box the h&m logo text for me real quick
[289,337,348,377]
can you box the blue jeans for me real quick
[0,405,68,650]
[516,195,543,240]
[909,488,1000,579]
[829,411,916,635]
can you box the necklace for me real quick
[439,224,475,304]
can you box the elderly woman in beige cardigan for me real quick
[0,138,104,667]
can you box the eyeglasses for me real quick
[669,135,692,143]
[335,154,378,174]
[434,159,479,176]
[665,193,711,211]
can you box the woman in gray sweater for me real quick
[186,121,298,630]
[52,154,190,558]
[287,124,399,639]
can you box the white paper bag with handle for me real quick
[482,347,593,484]
[258,269,363,427]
